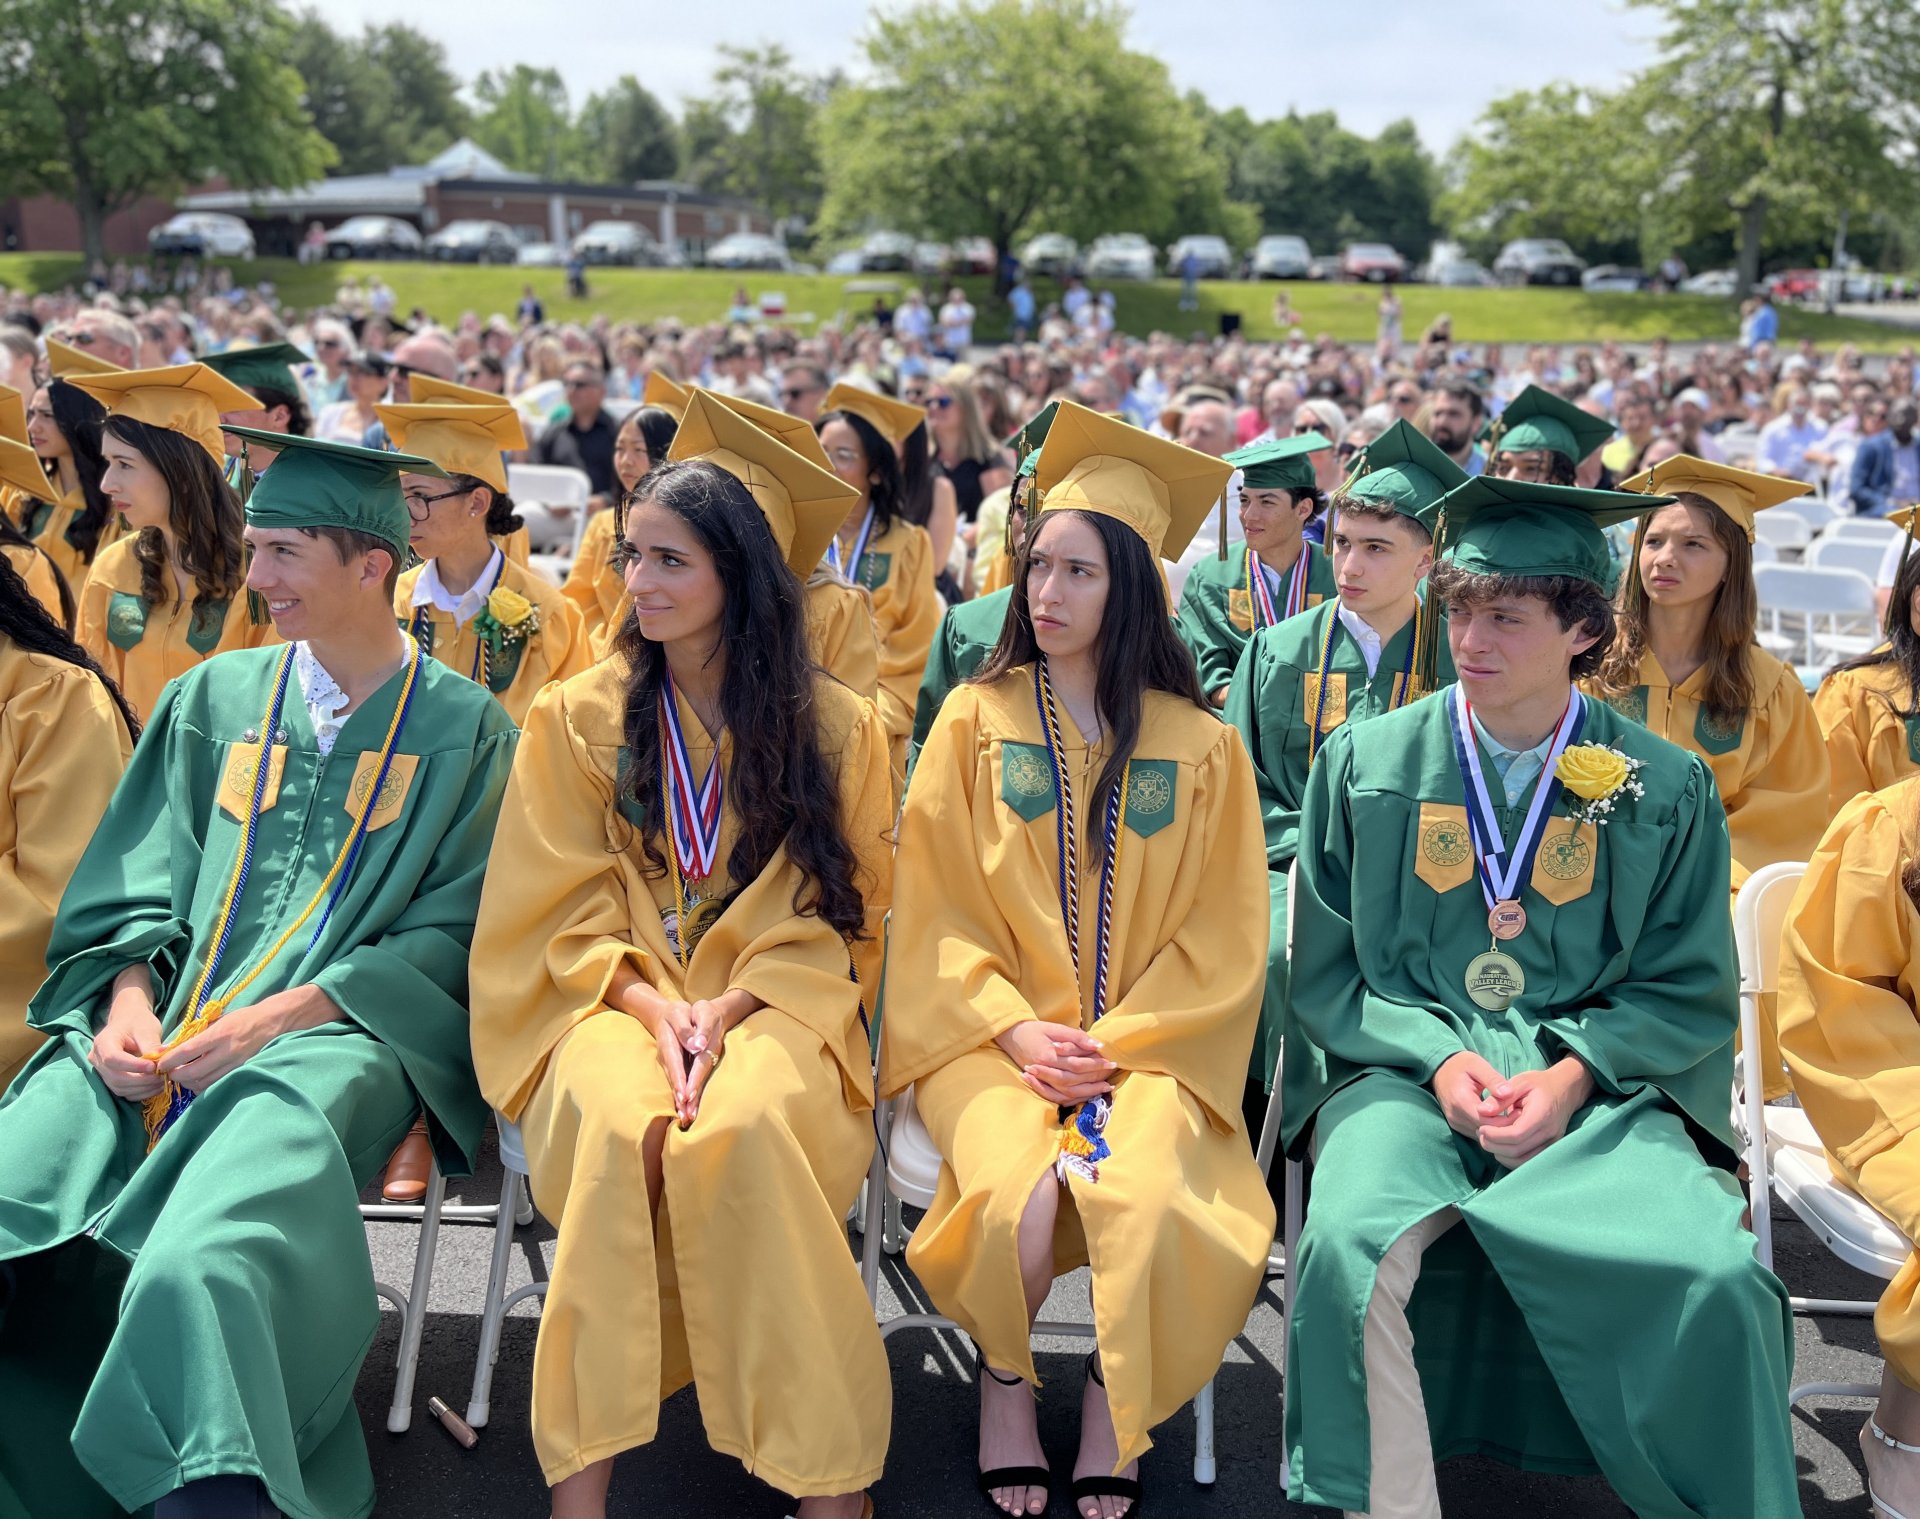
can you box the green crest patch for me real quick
[999,741,1057,821]
[486,633,526,694]
[1123,760,1177,838]
[1606,686,1649,725]
[105,592,147,651]
[1693,704,1746,756]
[612,746,650,830]
[855,552,893,593]
[185,598,232,657]
[1905,715,1920,765]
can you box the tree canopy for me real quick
[284,15,469,177]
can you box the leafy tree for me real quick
[285,13,468,176]
[471,65,579,179]
[577,76,680,184]
[681,45,827,229]
[1222,108,1439,257]
[0,0,335,264]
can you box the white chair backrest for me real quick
[1824,517,1902,544]
[1734,860,1807,996]
[1777,497,1838,532]
[1749,537,1779,565]
[1753,512,1812,550]
[1752,562,1876,615]
[1807,536,1895,580]
[507,462,592,508]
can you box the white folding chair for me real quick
[1752,562,1879,665]
[1776,497,1839,534]
[858,1086,1223,1485]
[1718,426,1762,468]
[1735,861,1910,1408]
[465,1113,543,1428]
[1753,512,1813,557]
[1822,517,1902,546]
[1749,537,1779,566]
[507,462,594,555]
[1807,535,1896,582]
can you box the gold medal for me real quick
[1488,900,1526,941]
[1464,949,1525,1012]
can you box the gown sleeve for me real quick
[1725,660,1831,889]
[1812,668,1879,819]
[908,607,965,780]
[561,512,614,651]
[808,580,881,703]
[1223,627,1304,867]
[1174,561,1239,699]
[871,528,941,751]
[1778,787,1920,1217]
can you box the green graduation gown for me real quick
[907,586,1011,776]
[0,645,516,1519]
[1282,692,1797,1516]
[1175,542,1333,698]
[1223,597,1451,1090]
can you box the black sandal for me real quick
[976,1358,1052,1515]
[1069,1353,1143,1517]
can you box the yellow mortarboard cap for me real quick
[0,437,56,503]
[45,337,124,380]
[1617,454,1811,542]
[709,389,833,471]
[667,390,859,577]
[407,374,501,408]
[820,382,926,454]
[1032,400,1232,562]
[66,362,260,465]
[1888,505,1920,538]
[0,385,25,446]
[375,401,526,493]
[642,371,691,421]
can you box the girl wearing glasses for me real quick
[379,397,588,725]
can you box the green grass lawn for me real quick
[2,252,1910,349]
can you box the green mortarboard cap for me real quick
[1006,401,1059,482]
[1337,418,1468,529]
[227,427,445,559]
[1225,433,1329,493]
[1435,475,1669,588]
[1479,384,1615,464]
[200,342,310,403]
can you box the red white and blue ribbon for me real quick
[824,504,877,582]
[1446,683,1584,912]
[1248,544,1312,628]
[659,669,723,881]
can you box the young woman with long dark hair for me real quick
[562,400,680,658]
[67,363,271,719]
[0,548,136,1087]
[471,392,893,1519]
[1816,510,1920,813]
[20,379,120,589]
[817,381,942,779]
[883,404,1274,1519]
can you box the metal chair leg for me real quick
[386,1164,446,1433]
[466,1160,525,1428]
[1192,1376,1217,1484]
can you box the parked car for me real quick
[1766,269,1823,301]
[1493,238,1586,286]
[705,232,791,271]
[1431,258,1497,288]
[1085,233,1157,281]
[324,216,424,260]
[1019,233,1079,279]
[1581,264,1648,293]
[952,237,996,275]
[857,231,915,272]
[1681,268,1742,297]
[515,242,568,267]
[824,248,865,276]
[1342,242,1407,283]
[912,241,952,277]
[572,220,662,267]
[426,219,519,264]
[148,212,255,261]
[1167,234,1233,280]
[1251,235,1313,280]
[1307,254,1344,281]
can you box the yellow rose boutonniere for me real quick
[479,585,539,646]
[1555,741,1644,828]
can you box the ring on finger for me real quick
[699,1048,722,1069]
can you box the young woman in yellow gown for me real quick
[884,404,1274,1519]
[1815,508,1920,814]
[471,394,891,1519]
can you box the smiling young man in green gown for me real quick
[1282,473,1798,1517]
[0,432,516,1519]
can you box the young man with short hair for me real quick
[1281,473,1798,1518]
[1225,420,1463,1102]
[0,434,517,1519]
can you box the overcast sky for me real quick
[314,0,1661,154]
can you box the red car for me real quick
[1342,242,1407,283]
[1766,269,1822,301]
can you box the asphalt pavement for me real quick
[355,1127,1888,1517]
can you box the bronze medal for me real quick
[1488,900,1526,941]
[1464,950,1526,1012]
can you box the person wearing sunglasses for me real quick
[779,362,830,425]
[534,361,620,515]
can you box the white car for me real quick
[1251,235,1312,280]
[149,212,255,260]
[1085,234,1156,281]
[1680,269,1742,297]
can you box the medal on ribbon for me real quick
[659,669,724,969]
[824,504,876,583]
[1445,683,1585,1012]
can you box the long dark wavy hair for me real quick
[973,507,1209,863]
[41,381,117,564]
[1592,491,1756,724]
[612,460,869,937]
[816,409,906,533]
[105,416,246,612]
[0,549,139,740]
[0,517,74,633]
[1833,536,1920,717]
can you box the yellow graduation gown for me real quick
[0,643,133,1087]
[5,544,66,628]
[394,554,590,726]
[1591,645,1829,1098]
[844,516,939,778]
[20,487,125,593]
[1778,778,1920,1387]
[1814,655,1920,817]
[559,508,627,660]
[469,659,893,1493]
[881,672,1275,1473]
[500,524,531,567]
[75,536,269,722]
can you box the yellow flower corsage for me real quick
[1555,742,1644,827]
[480,586,539,645]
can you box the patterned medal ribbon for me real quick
[143,641,424,1148]
[824,504,877,583]
[658,668,724,970]
[411,549,505,687]
[1446,682,1584,915]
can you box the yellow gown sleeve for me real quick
[880,689,1041,1095]
[806,579,880,701]
[1090,721,1270,1133]
[871,526,941,751]
[74,558,122,691]
[1778,785,1920,1227]
[1726,660,1831,891]
[499,525,531,567]
[560,511,615,651]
